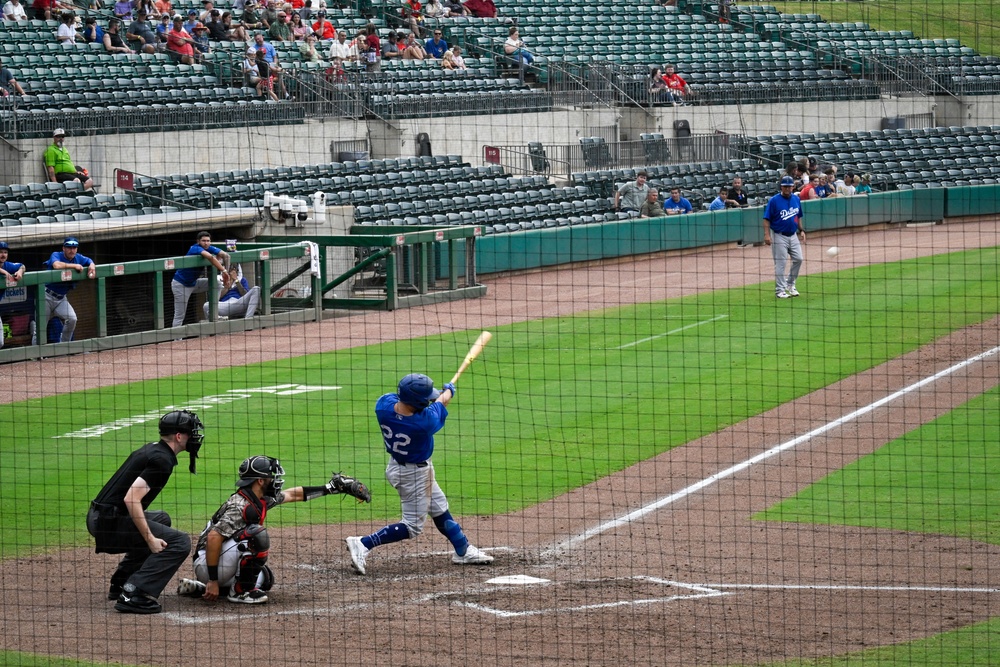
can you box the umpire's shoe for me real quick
[114,584,162,614]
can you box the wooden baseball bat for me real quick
[449,331,492,385]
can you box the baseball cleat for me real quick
[776,291,790,299]
[346,536,369,575]
[114,588,162,614]
[788,286,800,297]
[177,578,207,598]
[452,545,494,565]
[227,588,268,604]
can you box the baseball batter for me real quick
[763,176,805,298]
[346,373,494,575]
[86,410,205,614]
[178,456,369,604]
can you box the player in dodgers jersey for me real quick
[345,373,494,574]
[763,176,805,298]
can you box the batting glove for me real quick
[444,382,456,396]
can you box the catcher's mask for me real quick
[397,373,440,409]
[237,455,285,496]
[158,410,205,474]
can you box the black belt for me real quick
[394,460,428,467]
[45,288,66,299]
[775,230,796,237]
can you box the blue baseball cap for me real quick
[0,241,9,250]
[780,176,795,187]
[63,237,80,247]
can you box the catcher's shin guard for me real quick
[236,553,268,593]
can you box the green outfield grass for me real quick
[755,385,1000,543]
[0,651,138,667]
[769,0,999,56]
[0,247,997,560]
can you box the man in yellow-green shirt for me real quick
[44,128,93,190]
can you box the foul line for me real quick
[615,314,729,349]
[543,344,1000,557]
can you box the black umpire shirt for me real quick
[92,440,178,514]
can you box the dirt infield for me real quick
[2,221,999,666]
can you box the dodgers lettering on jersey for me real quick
[1,260,25,303]
[763,193,802,235]
[375,393,448,464]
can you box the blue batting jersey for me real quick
[1,260,24,303]
[763,192,802,235]
[44,252,94,296]
[173,244,223,287]
[375,393,448,464]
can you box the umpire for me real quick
[86,410,205,614]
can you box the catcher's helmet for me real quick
[237,455,285,494]
[159,410,205,473]
[397,373,440,409]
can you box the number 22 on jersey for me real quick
[381,424,411,456]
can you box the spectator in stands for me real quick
[835,171,855,197]
[198,0,213,21]
[664,188,693,215]
[135,0,155,18]
[441,44,465,70]
[254,48,280,100]
[310,9,333,39]
[31,0,53,20]
[203,266,260,320]
[155,12,170,41]
[260,0,278,28]
[425,29,447,59]
[382,30,400,59]
[0,58,25,96]
[639,189,665,218]
[299,33,323,61]
[113,0,134,21]
[400,0,423,38]
[398,31,427,60]
[268,9,292,40]
[362,23,381,72]
[822,167,839,196]
[56,12,79,43]
[182,8,198,34]
[613,171,649,214]
[204,9,224,40]
[647,66,671,103]
[191,22,210,56]
[661,64,690,105]
[504,26,534,70]
[254,33,290,99]
[707,187,729,211]
[727,176,749,208]
[3,0,28,21]
[784,161,803,188]
[127,10,158,53]
[855,174,872,195]
[221,12,247,41]
[288,12,309,39]
[463,0,495,18]
[166,15,196,64]
[171,231,231,329]
[424,0,446,18]
[35,237,97,344]
[813,174,830,199]
[82,16,103,42]
[717,0,730,24]
[0,241,25,349]
[153,0,171,17]
[45,129,93,190]
[103,18,135,53]
[298,0,312,22]
[444,0,468,15]
[241,0,263,31]
[798,174,819,201]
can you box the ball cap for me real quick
[247,46,257,55]
[62,237,80,247]
[780,176,795,187]
[53,128,65,137]
[0,241,9,250]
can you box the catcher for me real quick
[177,455,370,604]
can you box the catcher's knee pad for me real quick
[259,564,274,592]
[235,524,270,555]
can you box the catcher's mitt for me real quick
[326,471,372,503]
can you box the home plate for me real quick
[486,575,551,585]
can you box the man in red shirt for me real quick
[662,64,691,106]
[166,15,196,64]
[310,9,333,40]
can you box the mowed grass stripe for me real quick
[0,248,996,558]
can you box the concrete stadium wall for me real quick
[3,95,998,188]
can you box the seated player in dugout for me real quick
[177,456,370,604]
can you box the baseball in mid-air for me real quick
[826,246,840,257]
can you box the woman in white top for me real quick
[504,26,533,68]
[56,12,78,43]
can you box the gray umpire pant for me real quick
[86,506,191,599]
[771,232,803,294]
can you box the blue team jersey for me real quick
[173,244,223,287]
[44,252,93,296]
[220,277,249,302]
[763,192,802,235]
[375,393,448,464]
[1,260,25,303]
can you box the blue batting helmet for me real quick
[397,373,440,409]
